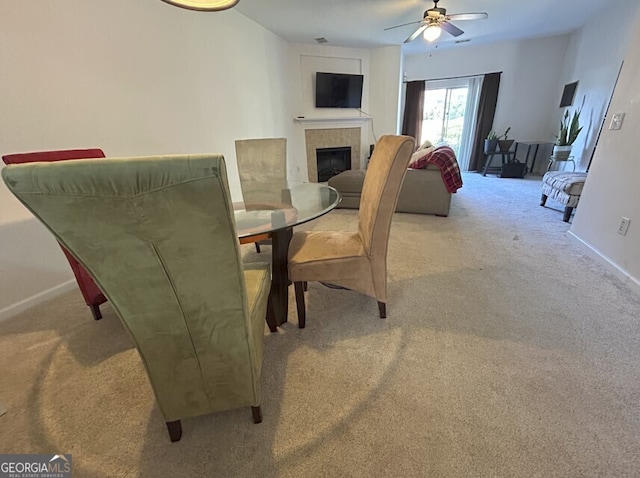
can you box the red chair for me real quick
[2,149,108,320]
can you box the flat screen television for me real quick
[559,81,578,107]
[315,72,363,108]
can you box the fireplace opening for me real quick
[316,146,351,182]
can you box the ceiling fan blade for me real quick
[446,12,488,21]
[441,21,464,37]
[384,20,424,31]
[405,25,428,43]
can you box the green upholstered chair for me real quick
[288,135,415,327]
[2,154,272,442]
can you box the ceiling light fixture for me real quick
[423,25,442,42]
[160,0,239,11]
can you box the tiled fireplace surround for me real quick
[304,127,361,182]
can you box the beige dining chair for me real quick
[2,154,272,442]
[235,138,287,253]
[287,135,415,327]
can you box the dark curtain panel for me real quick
[469,72,501,171]
[401,80,425,148]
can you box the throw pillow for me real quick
[408,146,434,169]
[417,140,434,151]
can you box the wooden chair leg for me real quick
[166,420,182,442]
[265,293,277,333]
[251,406,262,424]
[255,242,261,254]
[563,206,573,222]
[90,304,102,321]
[540,194,548,207]
[378,301,386,319]
[294,282,306,329]
[303,281,308,292]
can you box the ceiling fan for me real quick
[385,0,488,43]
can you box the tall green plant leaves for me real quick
[557,107,583,146]
[568,108,583,145]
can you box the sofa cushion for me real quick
[328,169,366,194]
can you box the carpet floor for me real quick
[1,172,639,477]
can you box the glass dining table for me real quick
[233,180,340,331]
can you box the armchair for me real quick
[2,154,272,442]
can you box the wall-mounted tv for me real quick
[559,81,578,107]
[315,72,363,108]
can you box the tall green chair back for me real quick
[2,154,271,441]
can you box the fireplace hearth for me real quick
[316,146,351,182]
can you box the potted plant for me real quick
[497,127,514,152]
[484,131,498,154]
[554,107,583,160]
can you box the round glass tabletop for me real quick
[233,181,340,239]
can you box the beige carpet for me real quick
[1,172,639,477]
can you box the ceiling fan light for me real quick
[160,0,239,11]
[423,25,442,42]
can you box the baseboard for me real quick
[568,231,640,296]
[0,279,77,323]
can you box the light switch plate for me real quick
[610,113,625,130]
[618,217,631,236]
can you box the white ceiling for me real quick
[235,0,613,55]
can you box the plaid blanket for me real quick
[408,145,463,193]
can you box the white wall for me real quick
[369,46,404,138]
[286,44,373,179]
[284,44,404,177]
[554,1,640,171]
[571,7,640,292]
[403,35,570,173]
[0,0,295,317]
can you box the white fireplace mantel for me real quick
[294,116,371,125]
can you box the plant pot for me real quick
[553,145,572,160]
[498,139,514,152]
[484,139,498,154]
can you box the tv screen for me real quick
[315,72,363,108]
[560,81,578,107]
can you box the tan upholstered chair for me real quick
[288,135,415,327]
[235,138,287,253]
[2,154,271,442]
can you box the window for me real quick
[420,76,482,171]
